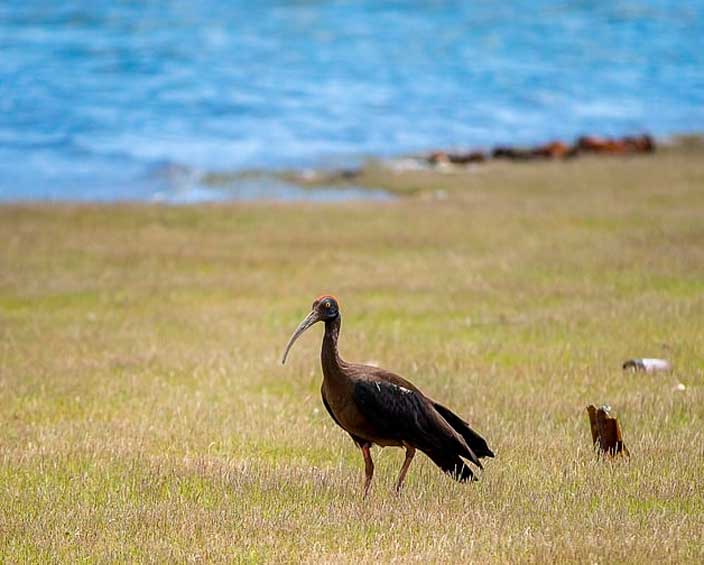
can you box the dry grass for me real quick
[1,145,703,563]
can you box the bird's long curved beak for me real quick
[281,310,321,365]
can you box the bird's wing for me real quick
[349,364,422,392]
[352,378,481,467]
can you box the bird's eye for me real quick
[324,301,331,309]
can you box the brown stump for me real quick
[586,405,630,457]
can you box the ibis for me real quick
[282,295,494,496]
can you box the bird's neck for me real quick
[321,315,345,376]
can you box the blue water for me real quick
[1,1,703,201]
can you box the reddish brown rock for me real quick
[532,141,570,159]
[492,146,534,160]
[448,151,487,164]
[428,134,655,165]
[577,134,655,155]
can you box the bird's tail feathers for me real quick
[425,450,476,483]
[432,401,495,459]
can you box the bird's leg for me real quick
[395,445,416,493]
[361,444,374,498]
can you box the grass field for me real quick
[1,144,703,562]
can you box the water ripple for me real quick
[1,0,703,201]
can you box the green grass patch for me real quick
[1,145,704,562]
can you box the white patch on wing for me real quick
[396,385,412,394]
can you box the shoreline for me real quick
[278,132,704,197]
[1,133,703,205]
[195,132,704,197]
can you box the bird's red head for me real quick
[313,294,340,318]
[281,295,341,364]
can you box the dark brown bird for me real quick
[282,295,494,496]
